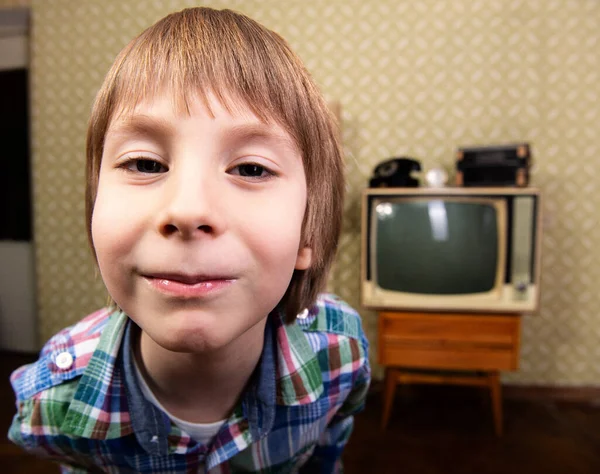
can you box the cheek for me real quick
[90,184,140,283]
[91,209,123,294]
[92,194,121,260]
[244,201,306,273]
[92,180,147,245]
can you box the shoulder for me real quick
[298,293,370,366]
[300,293,366,339]
[10,308,115,401]
[273,294,370,407]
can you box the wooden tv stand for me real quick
[378,310,521,436]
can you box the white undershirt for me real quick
[132,353,225,445]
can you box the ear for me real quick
[295,246,313,270]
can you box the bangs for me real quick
[106,8,305,130]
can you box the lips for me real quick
[145,273,230,285]
[142,272,236,298]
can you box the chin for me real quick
[151,321,232,353]
[128,302,267,355]
[151,330,225,353]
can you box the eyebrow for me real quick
[224,123,298,152]
[107,115,175,141]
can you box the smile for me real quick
[142,273,236,298]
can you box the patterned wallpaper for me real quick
[0,0,28,7]
[3,0,599,385]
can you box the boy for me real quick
[8,7,370,474]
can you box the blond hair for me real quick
[85,7,344,323]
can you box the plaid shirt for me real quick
[8,294,370,473]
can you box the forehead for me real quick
[109,86,256,126]
[105,88,299,152]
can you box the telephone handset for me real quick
[369,157,421,188]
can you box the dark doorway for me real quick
[0,67,31,241]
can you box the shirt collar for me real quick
[272,306,324,405]
[60,309,133,440]
[121,320,172,454]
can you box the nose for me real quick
[157,168,223,239]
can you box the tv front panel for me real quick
[510,196,536,296]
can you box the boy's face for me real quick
[91,90,312,353]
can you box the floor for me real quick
[344,383,600,474]
[2,351,600,473]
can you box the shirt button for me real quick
[55,351,73,370]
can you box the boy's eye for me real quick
[125,159,166,174]
[238,164,266,177]
[136,159,165,173]
[231,163,273,179]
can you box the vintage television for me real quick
[361,187,542,313]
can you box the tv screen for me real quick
[374,199,499,295]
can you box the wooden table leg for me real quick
[381,368,398,430]
[488,371,503,436]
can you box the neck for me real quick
[134,318,267,423]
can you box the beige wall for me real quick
[0,0,29,7]
[5,0,599,385]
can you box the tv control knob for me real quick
[514,281,528,293]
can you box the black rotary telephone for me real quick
[369,157,421,188]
